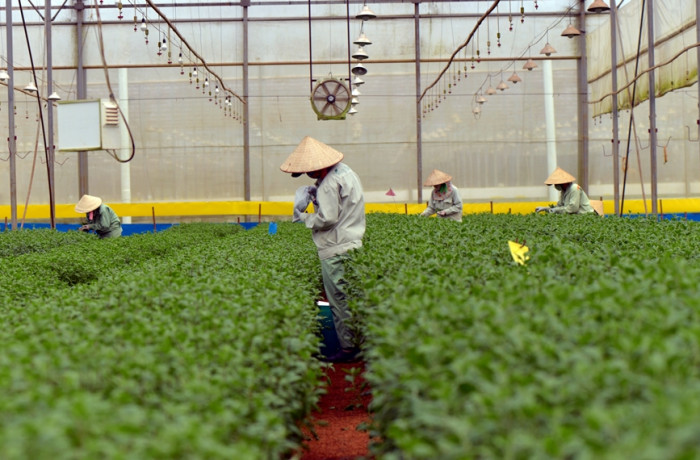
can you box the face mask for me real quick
[554,184,563,191]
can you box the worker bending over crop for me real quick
[535,167,596,215]
[419,169,463,222]
[281,136,366,363]
[75,194,122,238]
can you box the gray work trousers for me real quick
[321,253,355,350]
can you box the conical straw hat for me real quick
[589,199,604,217]
[75,194,102,213]
[280,136,344,174]
[424,169,452,186]
[544,167,576,185]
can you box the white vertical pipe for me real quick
[118,68,131,224]
[543,59,558,201]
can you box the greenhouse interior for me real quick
[0,0,698,227]
[4,2,700,459]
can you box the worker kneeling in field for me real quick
[419,169,463,222]
[281,136,365,363]
[75,194,122,238]
[535,167,596,215]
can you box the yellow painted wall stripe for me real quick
[1,198,699,221]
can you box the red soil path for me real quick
[301,362,373,460]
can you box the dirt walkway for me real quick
[301,362,373,460]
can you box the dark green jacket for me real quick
[86,204,122,238]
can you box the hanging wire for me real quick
[139,0,245,105]
[419,0,500,103]
[92,0,136,163]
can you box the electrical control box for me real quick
[57,99,121,151]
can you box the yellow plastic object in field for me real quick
[508,240,530,266]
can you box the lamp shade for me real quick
[24,80,38,92]
[353,33,372,46]
[496,80,509,91]
[507,72,522,84]
[587,0,610,13]
[0,69,9,82]
[561,24,581,38]
[351,47,369,61]
[523,58,538,71]
[352,76,365,86]
[351,63,368,76]
[539,43,556,56]
[356,5,376,21]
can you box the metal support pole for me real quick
[414,0,422,203]
[610,0,620,214]
[647,0,658,214]
[6,0,17,230]
[46,0,56,229]
[242,0,250,203]
[76,0,88,196]
[578,0,589,195]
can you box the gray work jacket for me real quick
[420,186,463,222]
[299,162,366,260]
[551,183,595,214]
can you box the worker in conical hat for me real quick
[535,167,596,214]
[280,136,365,363]
[419,169,463,222]
[75,194,122,238]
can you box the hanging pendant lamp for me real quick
[0,69,9,82]
[507,72,522,84]
[496,80,509,91]
[24,80,38,92]
[587,0,610,13]
[356,4,376,21]
[353,33,372,46]
[523,58,538,71]
[486,86,497,95]
[561,23,582,38]
[540,43,556,56]
[352,76,365,86]
[48,91,61,101]
[476,94,487,104]
[352,47,369,60]
[351,63,368,76]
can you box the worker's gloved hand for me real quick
[293,185,317,222]
[437,211,446,217]
[535,206,548,213]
